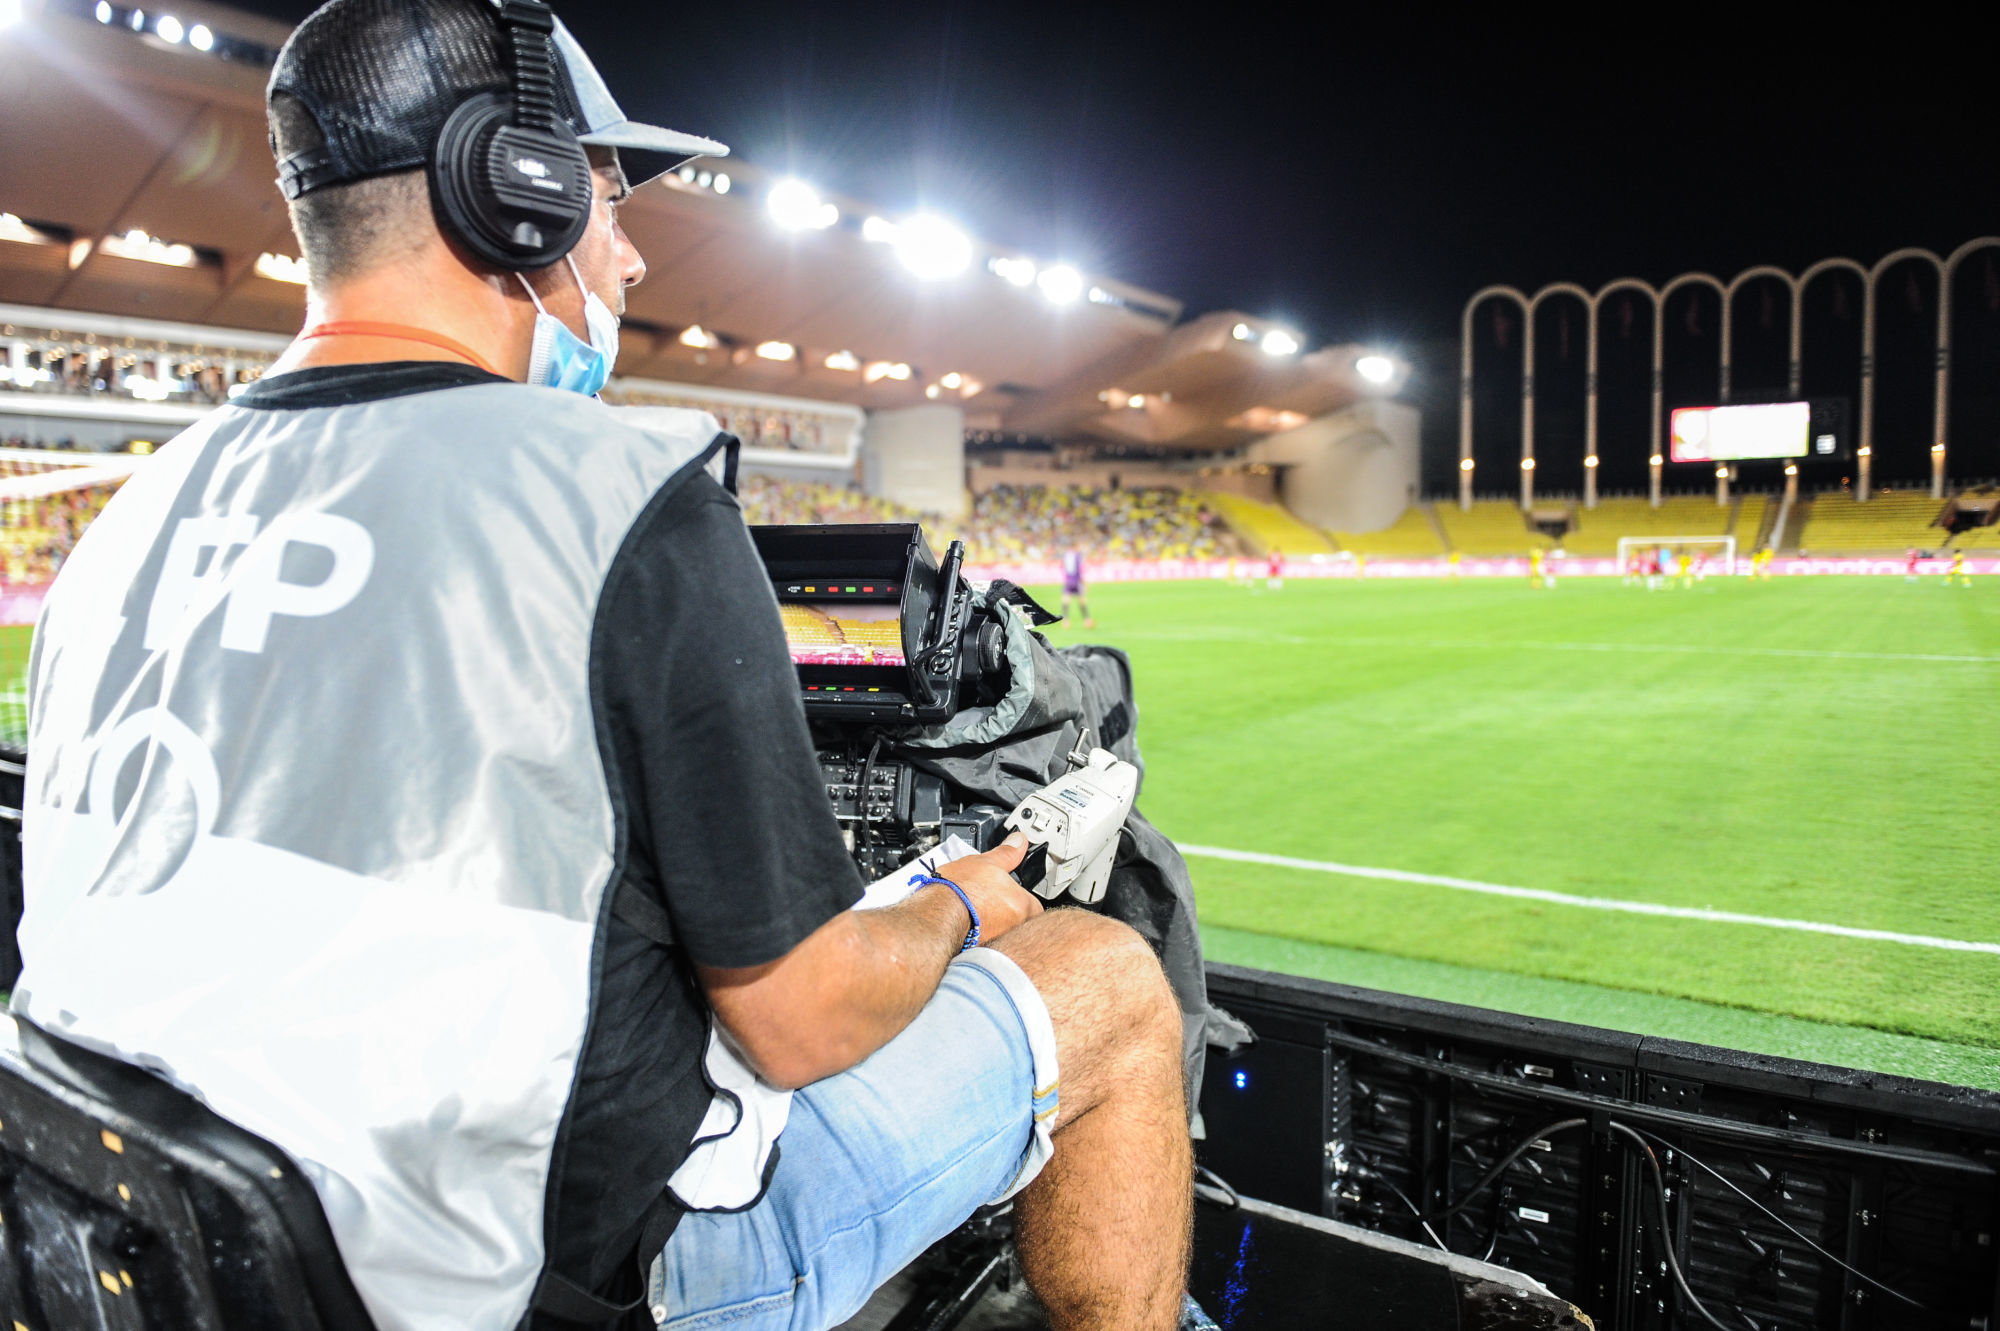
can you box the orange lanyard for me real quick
[298,321,501,376]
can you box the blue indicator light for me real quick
[1233,1070,1248,1090]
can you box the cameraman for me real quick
[12,2,1192,1329]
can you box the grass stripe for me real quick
[1181,844,2000,956]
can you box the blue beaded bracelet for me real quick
[910,872,980,952]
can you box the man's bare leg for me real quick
[990,909,1192,1330]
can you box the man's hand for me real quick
[932,831,1044,943]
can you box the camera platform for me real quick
[836,1193,1588,1330]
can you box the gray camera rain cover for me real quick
[900,597,1220,1112]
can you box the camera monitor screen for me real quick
[1669,402,1811,462]
[779,601,905,667]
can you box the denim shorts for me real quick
[648,948,1060,1329]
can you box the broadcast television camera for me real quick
[750,521,1135,900]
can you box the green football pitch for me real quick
[1031,573,2000,1090]
[5,573,1998,1088]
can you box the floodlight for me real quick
[188,21,211,49]
[940,372,962,390]
[254,252,308,285]
[755,341,796,362]
[1714,465,1728,478]
[1,0,26,29]
[96,1,112,20]
[863,360,912,384]
[1856,445,1871,457]
[712,173,730,195]
[156,13,182,42]
[989,255,1036,287]
[1784,464,1798,476]
[1520,457,1535,470]
[862,215,900,244]
[1583,455,1599,468]
[1128,395,1146,409]
[1931,442,1945,454]
[696,170,712,188]
[1649,454,1664,466]
[678,166,697,183]
[1459,458,1475,471]
[767,178,834,231]
[678,324,715,349]
[1232,323,1254,341]
[1037,265,1084,305]
[1355,354,1394,384]
[925,384,941,399]
[824,350,860,372]
[129,8,143,31]
[1260,329,1300,357]
[895,214,972,279]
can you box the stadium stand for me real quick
[1332,503,1446,556]
[1,481,120,582]
[1561,496,1735,555]
[739,477,1233,564]
[1199,491,1337,557]
[1733,493,1770,550]
[1796,489,1947,553]
[737,475,922,527]
[1434,499,1555,556]
[955,485,1231,563]
[1,336,273,409]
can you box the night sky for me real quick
[230,1,2000,488]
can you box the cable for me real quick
[1193,1165,1239,1211]
[1627,1125,1929,1313]
[1400,1116,1590,1225]
[1372,1171,1449,1252]
[1607,1121,1736,1330]
[855,735,883,851]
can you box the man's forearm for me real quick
[704,884,971,1089]
[700,837,1039,1090]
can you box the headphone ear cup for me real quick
[430,91,592,272]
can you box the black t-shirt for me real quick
[240,364,863,1302]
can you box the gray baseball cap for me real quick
[271,0,727,200]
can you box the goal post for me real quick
[1617,535,1738,576]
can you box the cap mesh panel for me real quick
[269,0,588,193]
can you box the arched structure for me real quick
[1861,248,1941,501]
[1458,285,1528,510]
[1584,278,1657,508]
[1459,238,2000,511]
[1935,237,2000,498]
[1650,274,1725,507]
[1520,282,1592,509]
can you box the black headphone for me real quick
[429,0,594,272]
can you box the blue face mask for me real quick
[520,256,620,397]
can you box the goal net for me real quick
[1617,535,1737,577]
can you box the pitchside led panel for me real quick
[1669,401,1812,462]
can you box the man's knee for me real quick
[992,910,1180,1081]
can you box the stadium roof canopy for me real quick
[0,0,1407,449]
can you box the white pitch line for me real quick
[1180,844,2000,956]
